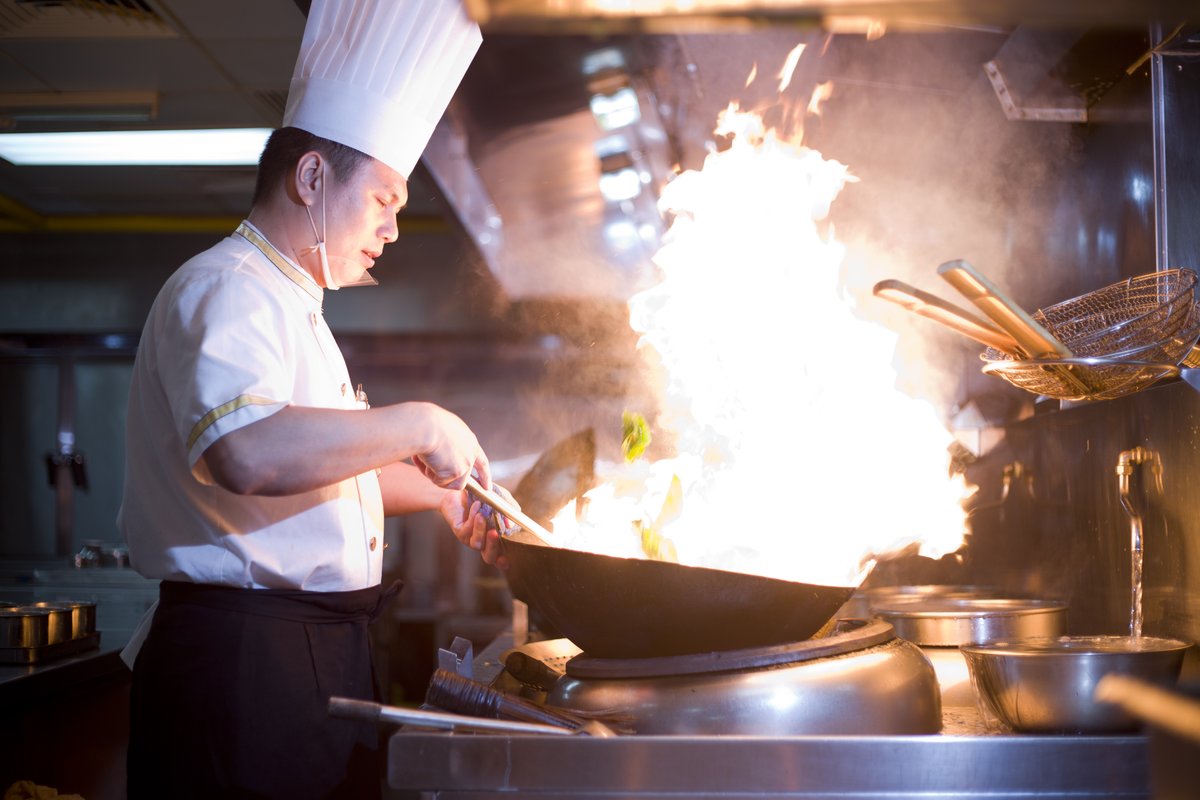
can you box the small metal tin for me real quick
[33,600,96,639]
[0,608,52,649]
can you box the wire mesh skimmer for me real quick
[981,269,1199,401]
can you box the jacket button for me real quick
[369,537,377,552]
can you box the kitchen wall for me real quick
[856,31,1200,652]
[961,381,1200,644]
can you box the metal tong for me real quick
[464,475,557,544]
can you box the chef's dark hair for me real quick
[252,127,372,206]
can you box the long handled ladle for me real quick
[937,259,1095,396]
[873,278,1021,354]
[936,260,1072,358]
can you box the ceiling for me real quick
[0,0,1179,301]
[0,0,331,230]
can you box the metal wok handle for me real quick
[464,475,557,543]
[329,696,577,735]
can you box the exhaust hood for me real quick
[287,0,1172,303]
[423,30,839,301]
[422,36,678,301]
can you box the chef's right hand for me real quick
[410,403,491,490]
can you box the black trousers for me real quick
[127,580,399,800]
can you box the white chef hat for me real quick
[283,0,482,179]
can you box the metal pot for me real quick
[872,597,1068,646]
[871,595,1068,706]
[501,529,856,658]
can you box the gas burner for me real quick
[537,618,942,735]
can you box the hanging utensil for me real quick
[873,278,1021,354]
[936,260,1073,359]
[938,259,1095,396]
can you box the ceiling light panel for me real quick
[0,128,271,165]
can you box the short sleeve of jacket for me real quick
[152,253,294,482]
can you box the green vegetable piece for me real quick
[621,411,651,463]
[640,474,682,562]
[640,524,678,562]
[654,474,683,530]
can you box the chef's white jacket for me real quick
[118,221,385,593]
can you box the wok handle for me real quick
[937,260,1073,358]
[1095,674,1200,743]
[328,696,575,735]
[464,475,557,542]
[873,279,1021,354]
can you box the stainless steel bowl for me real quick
[961,635,1190,733]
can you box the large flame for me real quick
[548,71,968,588]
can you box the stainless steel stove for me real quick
[387,623,1152,798]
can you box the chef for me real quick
[117,0,500,796]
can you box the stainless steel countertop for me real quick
[388,631,1151,798]
[388,731,1148,798]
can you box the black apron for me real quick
[128,579,401,800]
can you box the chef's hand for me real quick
[410,403,491,490]
[440,485,516,569]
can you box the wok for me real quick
[500,528,857,659]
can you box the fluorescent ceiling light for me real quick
[0,128,273,166]
[589,87,641,132]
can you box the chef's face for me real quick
[313,156,408,288]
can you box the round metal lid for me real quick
[566,617,895,679]
[872,597,1068,646]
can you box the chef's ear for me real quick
[292,151,325,206]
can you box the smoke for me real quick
[641,30,1083,426]
[799,32,1080,423]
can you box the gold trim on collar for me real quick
[187,394,278,451]
[235,221,322,303]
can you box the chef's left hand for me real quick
[440,485,517,569]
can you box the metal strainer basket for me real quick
[1035,269,1196,357]
[981,358,1181,402]
[980,269,1200,401]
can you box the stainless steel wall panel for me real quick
[963,380,1200,646]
